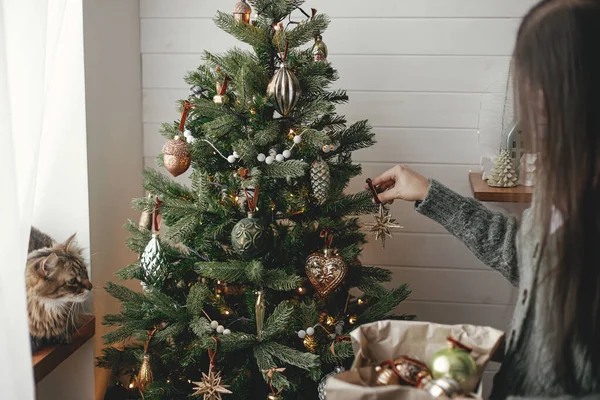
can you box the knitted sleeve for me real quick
[415,180,520,286]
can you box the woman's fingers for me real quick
[371,167,398,187]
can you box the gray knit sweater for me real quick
[414,180,599,400]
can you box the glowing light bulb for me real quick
[357,298,364,305]
[224,310,231,315]
[129,383,135,389]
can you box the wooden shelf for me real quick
[469,173,533,203]
[32,315,95,383]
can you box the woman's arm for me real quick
[415,180,519,286]
[370,166,519,286]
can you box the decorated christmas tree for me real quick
[487,149,519,188]
[97,1,412,399]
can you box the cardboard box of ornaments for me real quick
[325,320,504,400]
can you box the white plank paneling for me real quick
[141,18,521,56]
[396,300,513,331]
[141,0,537,19]
[142,88,503,130]
[142,53,510,93]
[361,233,486,270]
[387,267,516,305]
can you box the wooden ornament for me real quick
[162,136,191,177]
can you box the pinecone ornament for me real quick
[487,150,519,188]
[311,160,330,205]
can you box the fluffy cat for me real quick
[26,227,92,352]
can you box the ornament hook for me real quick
[366,178,381,205]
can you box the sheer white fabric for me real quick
[0,0,67,398]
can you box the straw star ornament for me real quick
[364,179,402,249]
[191,369,232,399]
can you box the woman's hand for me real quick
[368,165,430,204]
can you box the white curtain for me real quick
[0,0,67,398]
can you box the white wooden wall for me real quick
[140,0,537,393]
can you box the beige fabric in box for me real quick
[326,320,504,400]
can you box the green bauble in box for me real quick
[231,213,272,258]
[429,337,477,391]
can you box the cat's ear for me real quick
[62,232,77,252]
[39,253,59,277]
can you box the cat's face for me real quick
[26,233,92,303]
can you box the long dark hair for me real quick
[514,0,600,392]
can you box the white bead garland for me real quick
[227,155,236,164]
[293,135,302,144]
[223,329,231,335]
[217,325,225,334]
[335,325,343,335]
[306,327,315,336]
[210,320,219,329]
[276,154,284,162]
[298,330,307,339]
[257,153,266,162]
[265,156,274,165]
[233,151,240,159]
[282,150,291,159]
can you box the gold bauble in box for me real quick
[374,357,431,387]
[162,136,191,177]
[429,338,477,391]
[305,248,347,297]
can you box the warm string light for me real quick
[357,298,364,305]
[297,287,305,294]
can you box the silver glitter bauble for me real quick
[318,366,345,400]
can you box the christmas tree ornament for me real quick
[267,40,301,116]
[189,84,208,98]
[365,178,401,248]
[192,338,232,399]
[312,34,328,62]
[137,327,158,392]
[487,149,519,188]
[374,357,431,387]
[263,367,286,400]
[429,337,477,390]
[138,194,155,230]
[311,159,331,205]
[162,136,191,177]
[231,184,271,258]
[232,0,251,24]
[303,334,318,352]
[140,234,167,288]
[214,76,231,105]
[231,213,271,257]
[255,291,266,341]
[418,377,462,399]
[257,153,266,162]
[318,366,345,400]
[305,229,348,297]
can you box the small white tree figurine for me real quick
[487,150,519,188]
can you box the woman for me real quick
[370,0,600,398]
